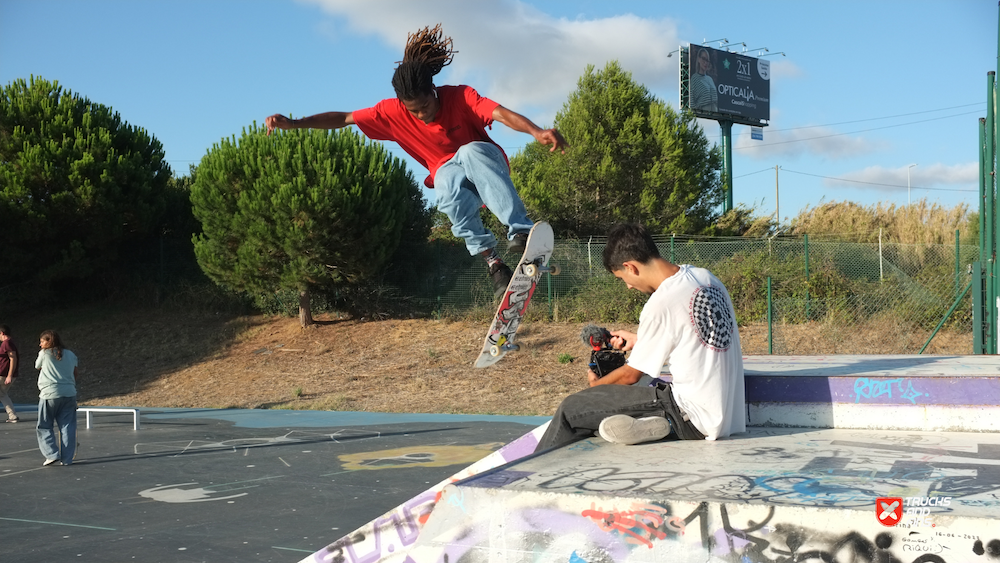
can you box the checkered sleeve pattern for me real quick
[690,285,734,352]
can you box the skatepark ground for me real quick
[1,406,546,562]
[4,355,1000,563]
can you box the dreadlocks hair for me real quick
[392,24,456,100]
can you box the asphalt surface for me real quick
[0,405,546,563]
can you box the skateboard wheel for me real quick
[490,345,501,357]
[507,343,521,352]
[549,263,561,276]
[523,264,537,277]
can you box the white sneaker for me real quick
[42,458,59,466]
[598,415,671,445]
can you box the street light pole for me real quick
[775,165,780,224]
[907,163,918,206]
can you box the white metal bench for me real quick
[77,407,140,430]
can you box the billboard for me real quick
[681,44,770,125]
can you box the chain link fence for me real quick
[15,230,971,356]
[391,234,978,355]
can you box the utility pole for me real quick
[907,163,918,206]
[774,165,780,224]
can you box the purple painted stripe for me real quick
[463,470,535,489]
[500,432,540,462]
[745,376,1000,405]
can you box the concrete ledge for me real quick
[750,403,1000,432]
[723,355,1000,432]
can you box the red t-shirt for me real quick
[352,85,505,188]
[0,339,18,380]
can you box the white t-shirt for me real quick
[35,348,78,400]
[626,265,746,440]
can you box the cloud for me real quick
[300,0,680,119]
[768,58,802,80]
[822,163,979,193]
[734,125,884,160]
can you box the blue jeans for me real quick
[434,142,533,255]
[37,396,77,464]
[534,383,705,452]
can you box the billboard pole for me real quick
[721,120,733,213]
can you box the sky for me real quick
[1,0,995,226]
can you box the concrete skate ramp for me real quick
[415,427,1000,562]
[304,355,1000,563]
[297,421,550,562]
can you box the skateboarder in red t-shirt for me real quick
[265,24,568,296]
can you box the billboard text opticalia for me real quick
[682,43,770,126]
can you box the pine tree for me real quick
[511,62,725,237]
[190,125,425,326]
[0,76,170,285]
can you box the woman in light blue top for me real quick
[35,330,78,466]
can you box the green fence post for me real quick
[919,280,973,354]
[804,234,810,320]
[980,118,988,255]
[986,72,996,353]
[956,229,961,299]
[547,270,553,320]
[979,118,988,354]
[993,1,1000,352]
[670,233,675,263]
[587,236,593,274]
[767,276,773,355]
[974,261,985,354]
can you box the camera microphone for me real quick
[580,324,613,351]
[579,324,627,378]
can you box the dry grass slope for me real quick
[5,304,973,416]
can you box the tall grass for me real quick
[788,198,976,245]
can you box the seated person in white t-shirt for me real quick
[534,223,746,451]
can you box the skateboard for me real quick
[474,222,560,368]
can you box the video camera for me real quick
[580,324,627,378]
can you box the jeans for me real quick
[0,379,16,419]
[37,396,77,464]
[434,142,533,255]
[534,383,705,452]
